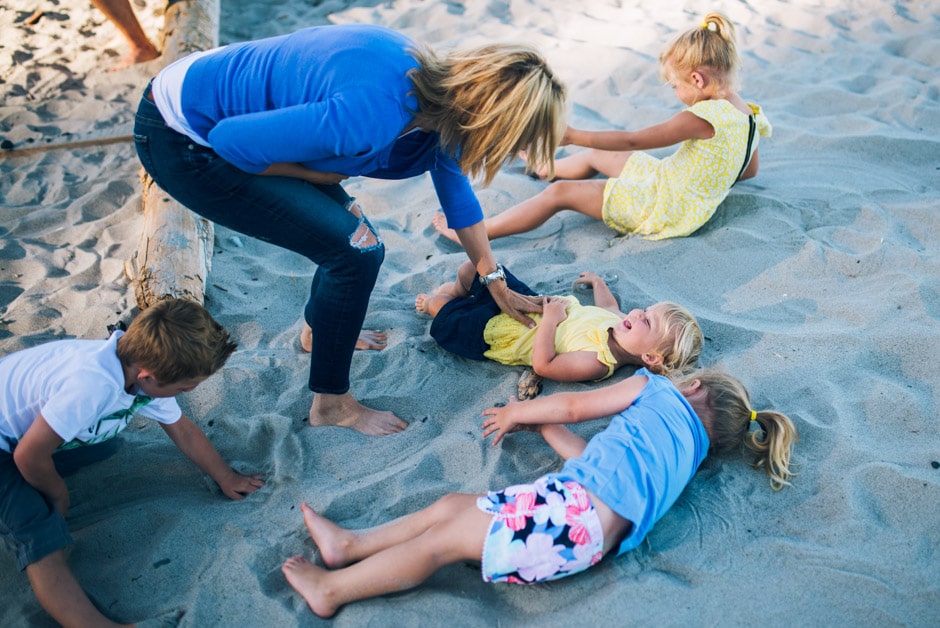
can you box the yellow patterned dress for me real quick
[602,100,771,240]
[482,297,621,380]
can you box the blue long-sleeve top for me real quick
[173,24,482,229]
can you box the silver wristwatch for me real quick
[479,264,506,287]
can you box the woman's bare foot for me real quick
[309,392,406,436]
[301,502,356,568]
[282,555,338,619]
[431,212,462,245]
[300,324,388,352]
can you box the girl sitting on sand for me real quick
[416,261,702,384]
[434,12,771,244]
[282,366,798,618]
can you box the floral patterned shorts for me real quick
[477,475,604,584]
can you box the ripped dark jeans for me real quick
[133,92,384,394]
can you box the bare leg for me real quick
[90,0,159,70]
[434,180,607,244]
[283,496,489,618]
[415,260,477,316]
[300,494,479,567]
[552,149,633,179]
[520,148,631,180]
[309,392,406,435]
[27,550,130,628]
[301,324,387,352]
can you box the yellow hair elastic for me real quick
[701,20,709,29]
[749,410,757,421]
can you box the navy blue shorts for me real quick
[429,266,537,360]
[0,440,119,570]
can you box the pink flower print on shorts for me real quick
[477,475,605,584]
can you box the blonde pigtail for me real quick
[745,409,799,491]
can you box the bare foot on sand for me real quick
[432,211,462,245]
[282,555,338,619]
[300,323,388,352]
[301,502,356,568]
[109,44,159,71]
[415,294,433,314]
[309,392,406,436]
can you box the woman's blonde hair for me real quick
[659,12,741,88]
[410,43,566,185]
[117,298,237,384]
[651,302,702,376]
[674,368,798,490]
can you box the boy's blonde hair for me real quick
[410,43,566,185]
[674,368,798,491]
[116,298,237,384]
[651,302,702,376]
[659,12,741,88]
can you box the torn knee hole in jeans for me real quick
[349,217,381,250]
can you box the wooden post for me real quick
[124,0,220,308]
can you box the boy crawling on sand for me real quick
[0,299,264,627]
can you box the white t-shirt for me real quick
[0,331,181,453]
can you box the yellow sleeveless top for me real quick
[483,297,621,380]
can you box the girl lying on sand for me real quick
[416,261,702,386]
[282,367,797,618]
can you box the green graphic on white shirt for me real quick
[58,394,154,450]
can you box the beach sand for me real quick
[1,0,939,625]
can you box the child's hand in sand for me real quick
[482,397,528,446]
[574,271,603,289]
[217,470,266,500]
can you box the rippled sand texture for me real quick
[1,0,938,625]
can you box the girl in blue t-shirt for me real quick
[282,368,798,618]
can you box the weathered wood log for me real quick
[124,0,220,308]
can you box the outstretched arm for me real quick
[565,111,714,152]
[160,416,264,500]
[573,272,622,314]
[482,374,648,445]
[259,163,349,185]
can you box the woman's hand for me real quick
[487,280,542,328]
[260,163,349,185]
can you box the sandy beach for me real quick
[1,0,939,625]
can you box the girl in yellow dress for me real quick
[416,261,702,384]
[435,11,771,243]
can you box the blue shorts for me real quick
[429,265,537,360]
[477,475,604,584]
[0,441,119,570]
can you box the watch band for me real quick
[479,264,506,287]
